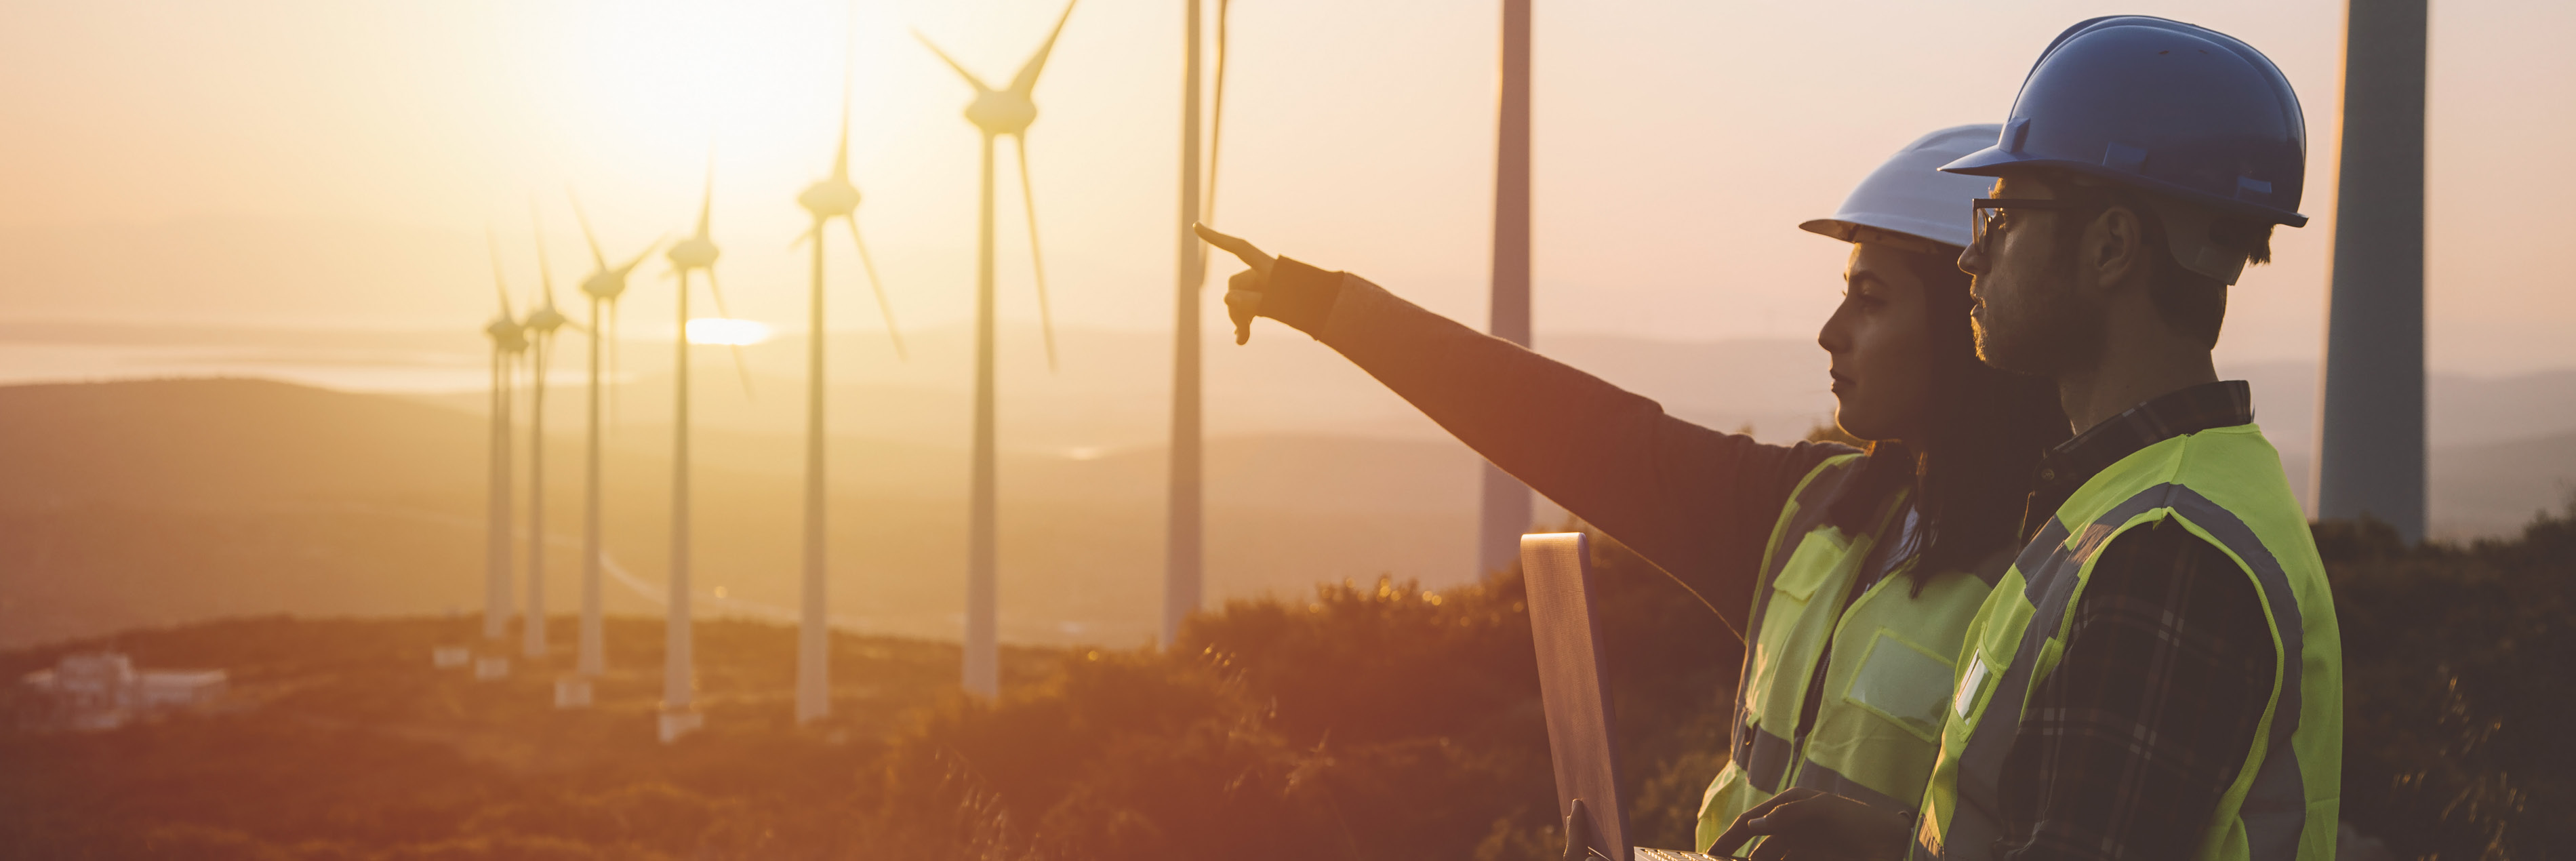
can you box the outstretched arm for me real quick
[1196,225,1846,635]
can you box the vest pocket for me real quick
[1953,652,1994,721]
[1843,628,1956,742]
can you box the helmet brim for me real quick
[1798,218,1963,254]
[1939,146,2310,228]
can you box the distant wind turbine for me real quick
[919,0,1079,698]
[569,194,657,682]
[483,234,529,645]
[792,51,908,724]
[1165,0,1233,648]
[521,218,574,660]
[1477,0,1535,577]
[659,159,751,743]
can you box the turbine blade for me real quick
[1013,137,1058,372]
[705,268,756,398]
[607,298,620,430]
[698,153,717,239]
[832,101,852,180]
[531,205,561,306]
[486,227,515,317]
[915,31,996,93]
[846,217,908,361]
[568,189,609,268]
[833,58,854,180]
[1008,0,1080,97]
[618,235,671,275]
[1205,0,1231,227]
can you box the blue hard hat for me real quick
[1941,16,2308,228]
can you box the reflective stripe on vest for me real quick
[1693,454,2004,851]
[1912,426,2341,861]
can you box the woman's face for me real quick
[1817,241,1937,443]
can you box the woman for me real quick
[1195,125,2068,854]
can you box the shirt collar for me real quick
[2036,380,2255,491]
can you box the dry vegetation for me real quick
[3,506,2569,860]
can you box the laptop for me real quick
[1520,532,1744,861]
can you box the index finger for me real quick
[1192,223,1272,269]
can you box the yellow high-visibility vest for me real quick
[1912,425,2342,860]
[1695,454,2003,851]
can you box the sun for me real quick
[685,317,773,346]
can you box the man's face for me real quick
[1959,174,2104,377]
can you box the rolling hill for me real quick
[0,378,1504,649]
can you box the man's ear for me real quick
[2087,203,2158,292]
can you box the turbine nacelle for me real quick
[667,235,720,271]
[797,178,861,220]
[921,0,1072,140]
[581,271,632,302]
[579,250,657,303]
[965,93,1037,138]
[568,191,660,302]
[524,302,571,335]
[487,316,528,353]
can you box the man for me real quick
[1716,16,2344,861]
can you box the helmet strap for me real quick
[2137,195,2250,285]
[2061,176,2250,285]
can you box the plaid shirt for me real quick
[1998,381,2275,860]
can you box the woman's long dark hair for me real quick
[1824,243,2070,588]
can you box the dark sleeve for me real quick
[1262,257,1849,635]
[1998,519,2276,861]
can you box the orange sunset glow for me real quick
[0,1,2569,858]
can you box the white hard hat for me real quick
[1800,123,2002,249]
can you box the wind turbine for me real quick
[919,0,1077,698]
[1165,0,1233,648]
[1476,0,1535,577]
[521,219,573,661]
[569,194,657,683]
[482,235,528,645]
[792,65,908,725]
[658,160,753,742]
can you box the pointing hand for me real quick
[1194,223,1273,345]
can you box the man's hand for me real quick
[1194,222,1274,344]
[1710,788,1911,861]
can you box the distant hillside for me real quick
[0,378,481,508]
[1,359,2569,646]
[0,379,1505,649]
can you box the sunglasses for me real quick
[1969,197,2106,254]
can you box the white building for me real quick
[18,652,228,731]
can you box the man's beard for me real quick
[1971,258,2104,378]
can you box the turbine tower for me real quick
[569,195,657,682]
[920,0,1076,697]
[2316,0,2428,541]
[483,235,527,645]
[521,221,573,660]
[793,68,908,725]
[1165,0,1232,646]
[1478,0,1535,577]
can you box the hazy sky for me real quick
[4,0,2571,372]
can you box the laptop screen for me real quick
[1520,532,1630,859]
